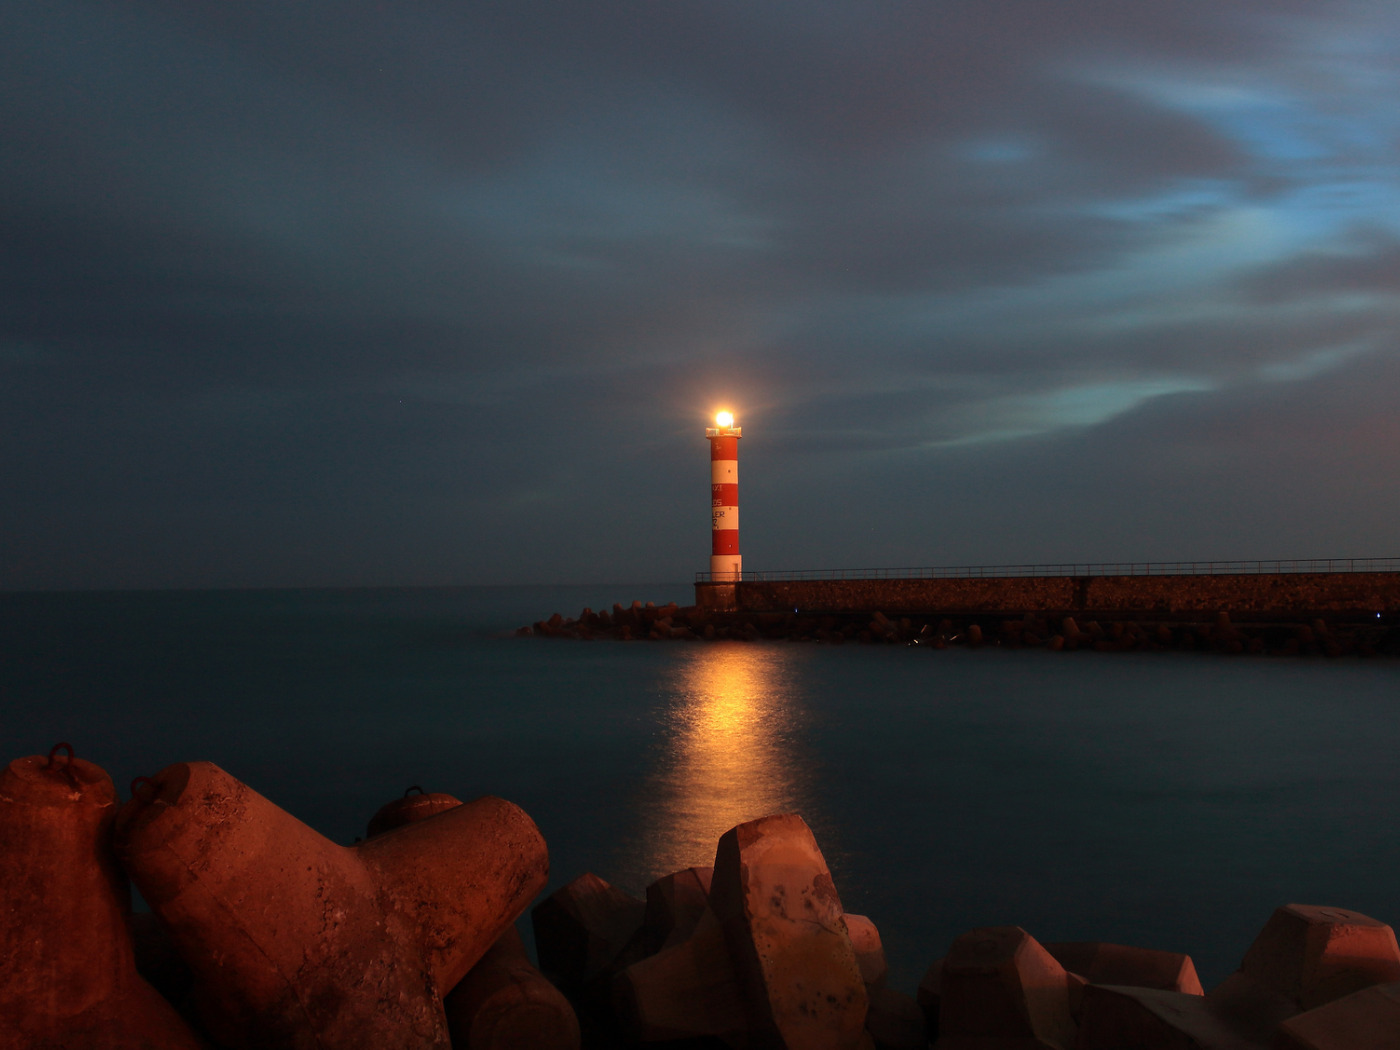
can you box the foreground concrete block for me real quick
[0,749,205,1050]
[115,761,547,1050]
[1065,970,1088,1023]
[532,872,647,995]
[916,958,942,1041]
[1233,904,1400,1009]
[644,866,714,953]
[1043,941,1203,995]
[936,926,1075,1049]
[130,911,195,1017]
[711,813,869,1050]
[1204,973,1298,1045]
[865,986,927,1050]
[613,907,750,1044]
[1075,984,1267,1050]
[1275,979,1400,1049]
[365,786,464,838]
[365,783,577,1048]
[445,925,580,1050]
[845,914,889,991]
[1207,902,1400,1043]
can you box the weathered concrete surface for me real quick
[1209,904,1400,1017]
[365,787,464,838]
[864,986,926,1050]
[0,751,206,1050]
[532,873,648,996]
[1043,941,1203,995]
[642,866,713,954]
[363,783,581,1049]
[697,572,1400,618]
[1275,980,1400,1049]
[115,761,548,1050]
[710,813,869,1050]
[845,914,889,991]
[612,907,749,1045]
[445,925,580,1050]
[936,926,1076,1049]
[1075,984,1267,1050]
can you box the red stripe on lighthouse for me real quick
[712,529,740,555]
[710,435,739,461]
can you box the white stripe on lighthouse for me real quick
[711,460,738,484]
[710,555,742,579]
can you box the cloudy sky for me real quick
[4,1,1399,589]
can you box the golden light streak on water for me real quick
[634,643,813,879]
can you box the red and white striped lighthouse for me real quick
[706,411,742,581]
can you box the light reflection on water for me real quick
[632,642,814,879]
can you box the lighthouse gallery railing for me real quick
[696,558,1400,583]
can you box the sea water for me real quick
[3,584,1398,991]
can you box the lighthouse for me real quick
[707,411,742,581]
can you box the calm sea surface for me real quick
[3,585,1398,990]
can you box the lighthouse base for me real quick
[694,582,738,612]
[709,555,742,582]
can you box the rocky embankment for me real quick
[521,600,1400,656]
[5,744,1399,1050]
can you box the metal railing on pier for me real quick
[695,558,1400,584]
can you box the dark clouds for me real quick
[2,0,1399,587]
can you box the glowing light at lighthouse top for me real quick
[706,411,741,438]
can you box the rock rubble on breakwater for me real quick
[520,601,1400,656]
[6,743,1400,1049]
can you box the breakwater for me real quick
[521,594,1400,656]
[695,570,1400,619]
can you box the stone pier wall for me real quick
[695,572,1400,619]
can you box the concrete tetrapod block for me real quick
[1042,942,1204,995]
[935,926,1075,1049]
[114,761,548,1050]
[1274,979,1400,1049]
[709,813,869,1050]
[1222,904,1400,1011]
[1074,985,1268,1050]
[532,872,648,995]
[845,915,889,991]
[130,911,195,1019]
[445,925,581,1050]
[1203,974,1297,1046]
[613,906,750,1044]
[644,866,714,953]
[0,750,206,1050]
[916,959,942,1042]
[1207,903,1400,1041]
[365,786,465,838]
[362,786,580,1050]
[864,987,927,1050]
